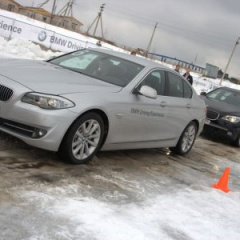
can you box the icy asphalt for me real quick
[0,131,240,240]
[0,36,240,239]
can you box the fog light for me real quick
[32,128,47,138]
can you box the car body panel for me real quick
[0,59,122,94]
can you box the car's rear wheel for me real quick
[59,112,104,164]
[170,122,197,155]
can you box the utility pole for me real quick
[37,0,49,8]
[37,0,58,24]
[57,0,74,17]
[220,37,240,85]
[50,0,57,24]
[86,4,105,40]
[193,53,198,65]
[145,22,158,58]
[57,0,75,27]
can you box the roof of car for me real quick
[90,48,168,69]
[219,87,240,93]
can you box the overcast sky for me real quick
[17,0,240,77]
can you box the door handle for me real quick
[160,101,167,107]
[186,103,192,109]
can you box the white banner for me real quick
[0,13,110,53]
[0,15,19,38]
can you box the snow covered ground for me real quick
[0,133,240,240]
[0,36,240,240]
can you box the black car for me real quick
[200,87,240,147]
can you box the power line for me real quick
[77,1,236,45]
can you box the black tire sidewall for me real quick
[232,134,240,147]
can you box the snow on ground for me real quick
[1,36,240,240]
[0,36,61,60]
[12,186,240,240]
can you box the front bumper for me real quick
[0,76,81,151]
[204,119,240,141]
[0,103,79,151]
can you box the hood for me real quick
[201,96,240,116]
[0,59,122,95]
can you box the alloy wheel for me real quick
[72,119,101,160]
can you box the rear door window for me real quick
[166,72,184,98]
[183,80,192,98]
[166,72,192,98]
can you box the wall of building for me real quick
[0,2,82,33]
[0,0,20,12]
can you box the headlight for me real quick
[22,93,75,109]
[222,115,240,123]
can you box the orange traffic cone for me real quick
[212,167,231,193]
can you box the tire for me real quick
[170,122,197,155]
[232,134,240,147]
[58,112,105,164]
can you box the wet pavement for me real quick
[0,131,240,239]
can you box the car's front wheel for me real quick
[59,112,104,164]
[170,122,197,155]
[232,134,240,147]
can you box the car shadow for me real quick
[200,132,235,147]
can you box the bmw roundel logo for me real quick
[38,31,47,42]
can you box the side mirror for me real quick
[200,92,207,96]
[138,85,157,99]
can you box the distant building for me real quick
[52,15,83,32]
[205,63,219,79]
[149,53,205,74]
[0,0,83,33]
[19,7,83,32]
[0,0,21,12]
[19,7,52,23]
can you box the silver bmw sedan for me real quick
[0,48,206,164]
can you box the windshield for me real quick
[207,88,240,106]
[48,49,144,87]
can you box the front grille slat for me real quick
[0,84,13,101]
[207,109,219,120]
